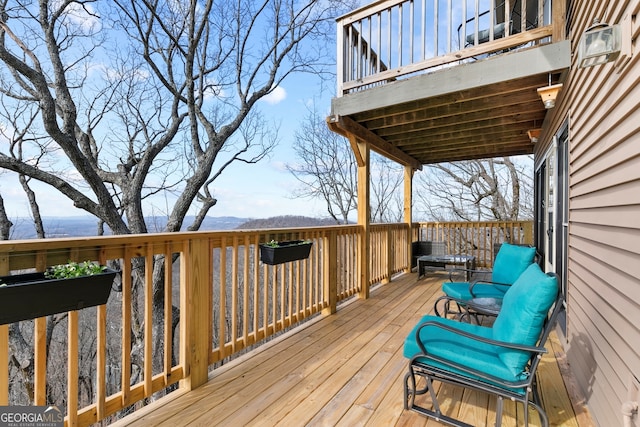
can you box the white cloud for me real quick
[261,86,287,105]
[202,79,226,100]
[51,1,101,33]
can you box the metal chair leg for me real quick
[495,396,503,427]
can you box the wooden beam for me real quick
[351,74,549,123]
[361,86,545,131]
[377,104,546,140]
[326,115,422,171]
[327,116,365,167]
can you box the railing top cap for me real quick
[336,0,405,23]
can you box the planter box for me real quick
[259,240,313,265]
[0,268,118,325]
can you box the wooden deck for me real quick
[113,272,590,427]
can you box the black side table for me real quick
[461,297,503,324]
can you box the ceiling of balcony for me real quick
[329,41,571,169]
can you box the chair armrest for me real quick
[415,319,547,354]
[411,320,547,388]
[468,278,511,297]
[447,267,490,282]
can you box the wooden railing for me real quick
[370,223,411,284]
[337,0,561,95]
[0,220,531,425]
[414,220,534,267]
[0,226,365,426]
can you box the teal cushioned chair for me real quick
[435,243,537,319]
[404,263,561,426]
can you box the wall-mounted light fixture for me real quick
[578,19,621,68]
[527,129,541,143]
[537,80,563,109]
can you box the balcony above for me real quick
[329,0,570,166]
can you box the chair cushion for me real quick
[492,264,558,376]
[441,281,507,300]
[403,315,525,385]
[492,243,536,285]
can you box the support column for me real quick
[404,165,414,273]
[357,140,370,299]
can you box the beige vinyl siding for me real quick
[536,0,640,425]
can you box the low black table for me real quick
[417,254,476,281]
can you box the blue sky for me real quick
[1,0,515,223]
[203,77,332,220]
[1,71,333,220]
[0,1,348,221]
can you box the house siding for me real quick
[537,0,640,425]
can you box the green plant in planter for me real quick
[0,260,117,325]
[45,261,107,279]
[264,239,311,247]
[259,239,313,265]
[0,261,106,287]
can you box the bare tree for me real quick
[0,0,349,409]
[415,157,534,221]
[288,108,404,223]
[0,191,11,240]
[287,107,358,223]
[0,0,345,232]
[370,156,404,223]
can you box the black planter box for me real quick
[0,268,118,325]
[259,240,313,265]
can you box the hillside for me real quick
[235,215,339,229]
[10,216,250,239]
[8,215,339,239]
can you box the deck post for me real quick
[552,0,566,42]
[336,16,345,96]
[181,237,211,390]
[323,230,338,315]
[357,140,370,299]
[385,227,392,283]
[404,165,414,274]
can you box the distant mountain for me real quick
[9,216,251,239]
[8,215,339,239]
[236,215,339,229]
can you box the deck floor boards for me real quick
[113,272,586,427]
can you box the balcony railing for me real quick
[0,220,531,426]
[337,0,560,95]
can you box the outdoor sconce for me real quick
[537,83,563,109]
[527,129,541,143]
[578,19,621,68]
